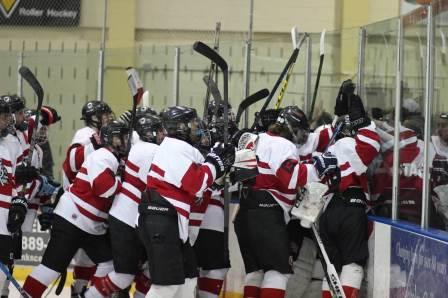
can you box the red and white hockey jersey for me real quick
[328,122,380,197]
[0,140,15,236]
[371,127,423,223]
[297,125,333,161]
[109,140,158,227]
[62,126,98,190]
[252,132,319,222]
[55,147,121,235]
[147,136,217,243]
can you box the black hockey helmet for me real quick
[118,106,158,127]
[7,94,26,113]
[100,120,130,157]
[276,106,310,144]
[0,95,12,138]
[160,106,205,145]
[206,101,235,124]
[255,108,283,132]
[81,100,113,129]
[135,114,165,144]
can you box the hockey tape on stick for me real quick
[309,29,326,120]
[0,262,29,298]
[236,88,269,125]
[19,66,44,164]
[311,224,346,298]
[291,26,298,49]
[126,67,144,106]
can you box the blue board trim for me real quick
[368,215,448,243]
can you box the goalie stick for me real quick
[309,29,326,120]
[0,262,29,298]
[18,66,44,165]
[124,67,144,158]
[193,41,231,261]
[235,88,269,125]
[251,32,307,130]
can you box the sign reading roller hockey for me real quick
[0,0,80,26]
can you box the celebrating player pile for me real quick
[0,36,444,298]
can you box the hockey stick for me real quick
[55,270,66,295]
[203,75,223,121]
[311,224,346,298]
[235,88,270,125]
[251,33,307,130]
[0,262,29,298]
[273,27,306,110]
[124,67,144,157]
[203,22,222,123]
[309,29,326,120]
[18,66,44,164]
[193,41,231,261]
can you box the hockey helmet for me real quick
[276,106,310,144]
[160,106,206,145]
[81,100,113,130]
[135,114,165,144]
[0,95,12,137]
[100,120,130,157]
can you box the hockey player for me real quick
[22,121,128,298]
[139,106,235,298]
[319,80,380,298]
[91,114,166,298]
[234,105,338,298]
[0,97,17,298]
[430,113,448,229]
[61,100,113,295]
[190,102,236,298]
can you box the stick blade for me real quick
[291,26,299,49]
[193,41,228,71]
[236,88,269,124]
[203,75,223,103]
[319,29,326,56]
[126,67,144,106]
[19,66,44,101]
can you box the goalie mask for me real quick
[135,114,165,144]
[81,100,113,130]
[0,96,12,138]
[100,121,130,158]
[160,106,209,146]
[276,106,310,145]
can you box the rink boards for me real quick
[12,205,448,298]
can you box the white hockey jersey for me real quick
[0,139,15,236]
[297,125,333,161]
[109,140,158,227]
[252,132,319,222]
[62,126,98,190]
[147,136,217,243]
[55,147,121,235]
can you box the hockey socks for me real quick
[322,263,363,298]
[243,270,263,298]
[259,270,289,298]
[134,270,151,298]
[23,265,59,297]
[197,268,228,297]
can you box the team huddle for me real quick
[0,72,447,298]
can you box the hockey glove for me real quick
[38,204,54,231]
[7,196,28,233]
[37,176,61,197]
[15,164,40,185]
[313,152,338,179]
[206,143,236,179]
